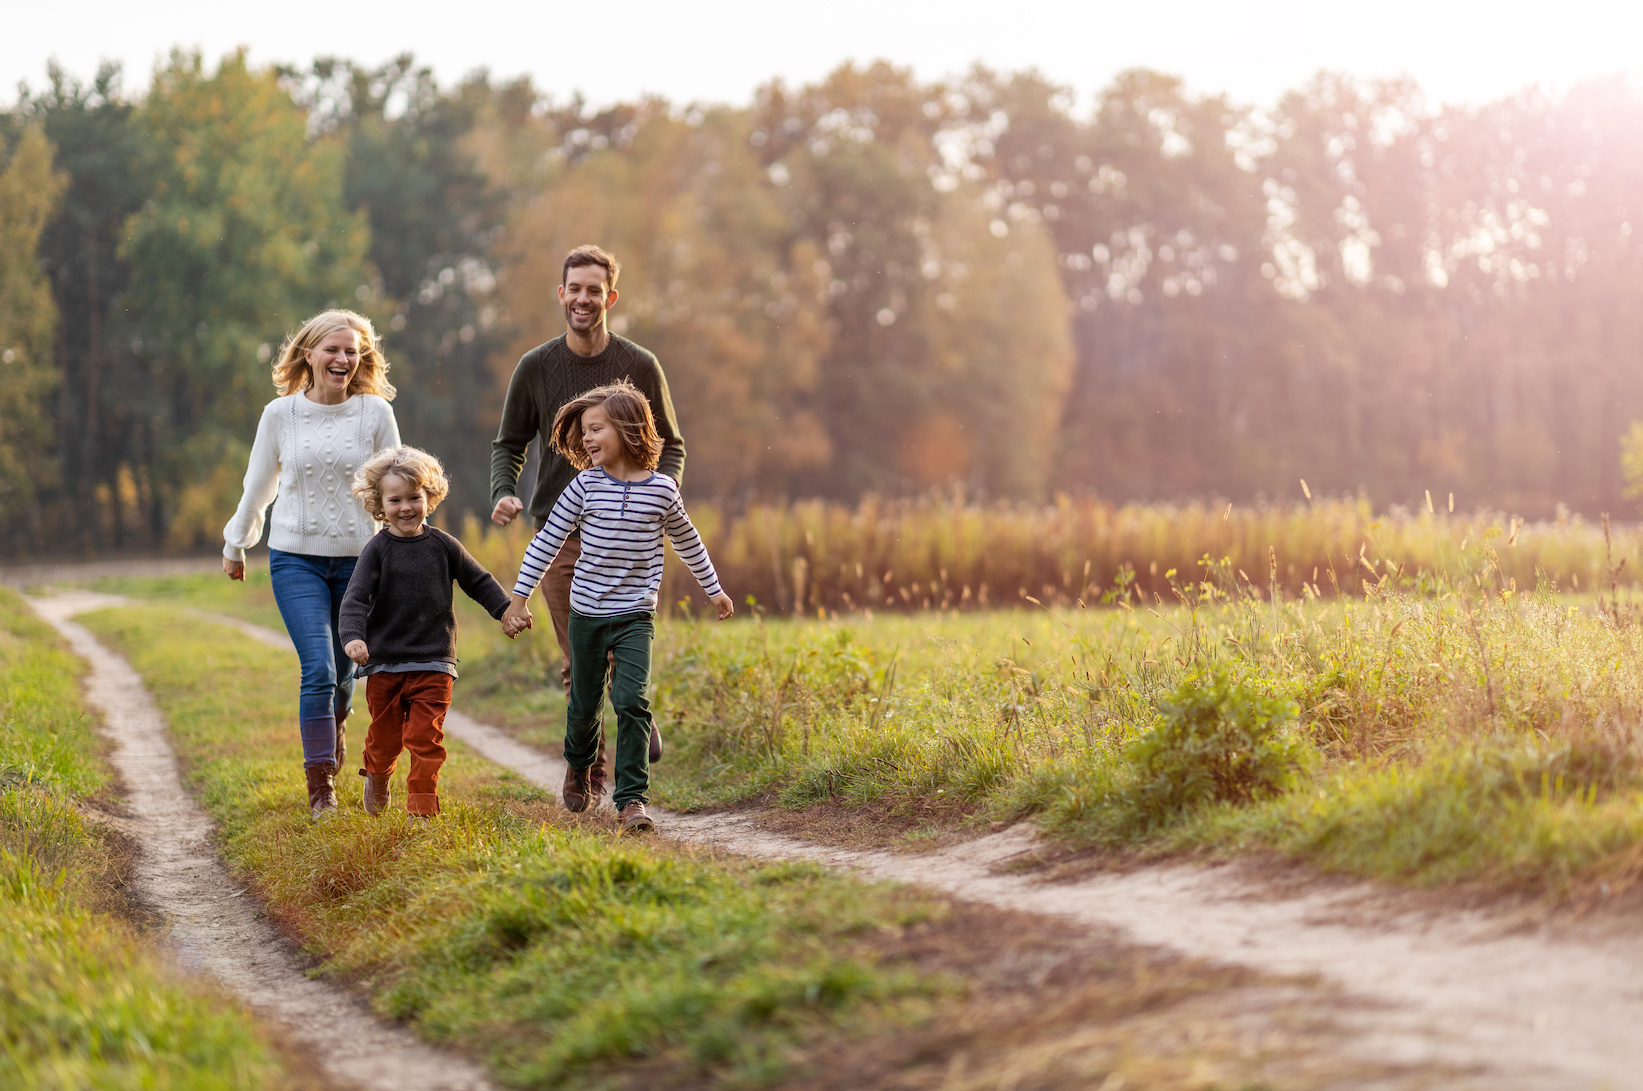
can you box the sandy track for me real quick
[55,596,1643,1089]
[29,592,494,1091]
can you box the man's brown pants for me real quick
[362,671,453,816]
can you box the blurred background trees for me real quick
[3,51,1643,554]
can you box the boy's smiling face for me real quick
[380,471,429,536]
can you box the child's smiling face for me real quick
[580,403,628,472]
[379,471,429,536]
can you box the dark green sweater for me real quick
[489,334,685,527]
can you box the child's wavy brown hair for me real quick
[551,380,662,471]
[351,446,450,518]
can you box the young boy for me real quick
[340,446,521,818]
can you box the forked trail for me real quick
[198,601,1643,1090]
[28,587,1643,1090]
[29,592,494,1091]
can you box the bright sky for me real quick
[7,0,1638,110]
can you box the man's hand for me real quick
[491,496,525,527]
[222,557,245,581]
[345,640,369,665]
[502,595,533,637]
[710,592,735,620]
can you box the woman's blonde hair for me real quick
[352,446,450,518]
[272,309,396,399]
[550,380,663,472]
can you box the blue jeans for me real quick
[269,549,358,769]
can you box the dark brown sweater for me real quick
[489,334,685,527]
[338,527,510,666]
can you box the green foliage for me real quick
[121,49,370,548]
[1120,671,1302,832]
[85,605,944,1087]
[0,124,66,547]
[0,587,294,1088]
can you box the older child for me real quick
[504,380,732,833]
[340,446,519,818]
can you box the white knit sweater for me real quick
[222,393,401,562]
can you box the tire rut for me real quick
[28,591,494,1091]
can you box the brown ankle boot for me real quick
[305,763,338,818]
[618,801,655,834]
[360,770,390,816]
[561,764,591,813]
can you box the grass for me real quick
[78,601,1387,1088]
[0,586,295,1090]
[86,507,1643,901]
[453,495,1643,617]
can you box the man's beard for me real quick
[564,302,603,333]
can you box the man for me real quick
[490,244,685,795]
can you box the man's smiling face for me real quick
[558,263,616,335]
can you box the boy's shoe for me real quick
[360,770,391,816]
[648,720,664,764]
[407,813,432,823]
[562,765,592,813]
[305,762,338,819]
[618,802,655,834]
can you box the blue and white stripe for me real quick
[514,469,723,614]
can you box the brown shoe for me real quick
[305,762,338,818]
[359,770,390,816]
[562,764,592,813]
[618,802,655,834]
[586,728,609,806]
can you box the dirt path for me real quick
[29,592,495,1091]
[50,594,1643,1089]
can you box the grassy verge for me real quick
[81,602,1386,1088]
[0,587,295,1090]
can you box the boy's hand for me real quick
[345,640,369,665]
[710,592,735,620]
[502,596,533,638]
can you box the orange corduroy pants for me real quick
[362,671,454,816]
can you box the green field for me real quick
[96,534,1643,901]
[78,602,1339,1088]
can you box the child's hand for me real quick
[502,596,533,638]
[710,592,735,620]
[345,640,369,665]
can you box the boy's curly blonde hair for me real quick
[352,446,450,519]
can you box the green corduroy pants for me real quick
[565,609,654,808]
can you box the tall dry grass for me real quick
[456,494,1643,617]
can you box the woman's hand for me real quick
[502,596,533,638]
[710,592,735,620]
[345,640,369,665]
[222,557,245,581]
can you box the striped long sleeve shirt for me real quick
[513,468,723,615]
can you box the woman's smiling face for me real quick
[305,326,362,401]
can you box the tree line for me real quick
[1,52,1640,555]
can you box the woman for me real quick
[222,310,401,817]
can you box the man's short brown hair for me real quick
[562,244,620,291]
[551,380,662,472]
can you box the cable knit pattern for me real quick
[223,393,401,561]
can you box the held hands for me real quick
[502,595,533,638]
[345,640,369,665]
[491,496,524,527]
[222,557,245,581]
[710,592,735,620]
